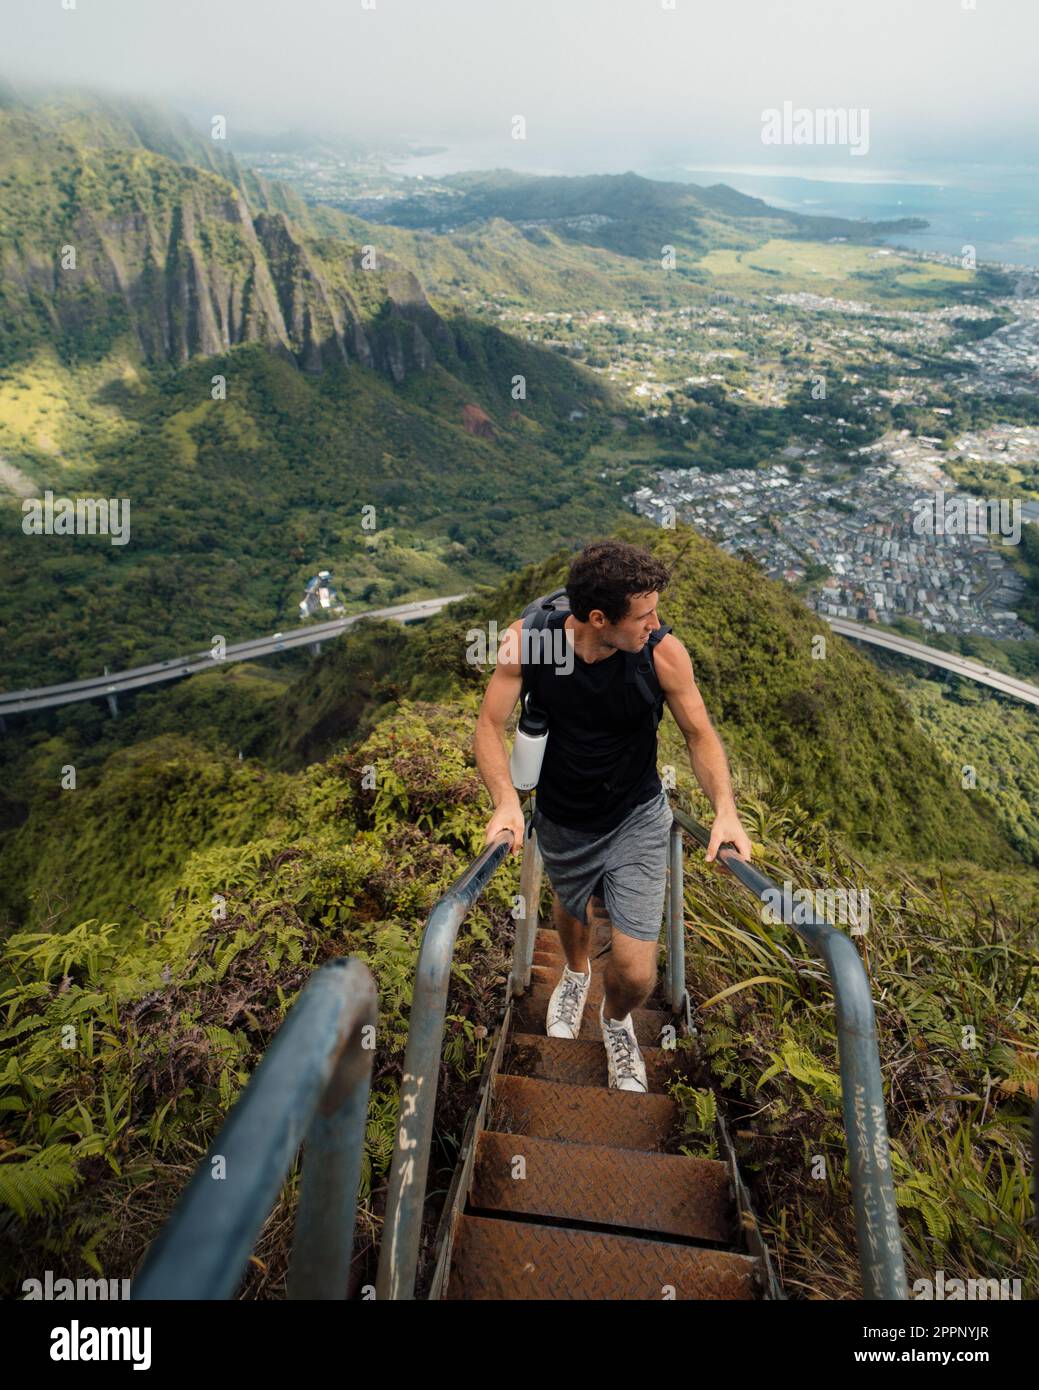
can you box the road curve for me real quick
[3,595,1037,718]
[825,616,1039,708]
[0,595,469,717]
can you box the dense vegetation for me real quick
[0,333,623,689]
[1,527,1035,1300]
[0,698,521,1294]
[857,657,1039,866]
[671,763,1039,1300]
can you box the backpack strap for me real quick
[626,623,672,716]
[603,624,672,798]
[525,587,568,634]
[519,591,569,711]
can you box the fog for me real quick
[3,0,1036,173]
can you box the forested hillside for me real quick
[2,88,1024,697]
[1,525,1035,1300]
[0,92,635,688]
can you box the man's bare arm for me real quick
[473,618,526,854]
[653,633,752,864]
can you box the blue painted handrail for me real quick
[132,956,378,1300]
[670,805,908,1300]
[375,829,515,1300]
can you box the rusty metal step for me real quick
[532,949,562,968]
[471,1131,734,1243]
[506,1032,676,1092]
[491,1074,676,1151]
[445,1215,760,1299]
[532,929,607,962]
[514,985,673,1044]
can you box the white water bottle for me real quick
[510,693,549,791]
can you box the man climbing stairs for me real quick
[442,923,769,1300]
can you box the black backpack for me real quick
[518,587,672,796]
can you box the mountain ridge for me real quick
[0,92,454,378]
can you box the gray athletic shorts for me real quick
[532,788,673,942]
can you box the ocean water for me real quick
[650,165,1039,271]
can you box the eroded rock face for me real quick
[2,130,450,383]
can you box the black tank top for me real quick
[526,612,662,833]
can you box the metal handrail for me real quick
[375,828,515,1301]
[376,800,698,1300]
[670,804,908,1300]
[132,956,378,1300]
[508,814,543,996]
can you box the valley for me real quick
[0,71,1036,1310]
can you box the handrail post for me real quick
[376,832,513,1300]
[511,814,543,996]
[663,860,672,1004]
[667,818,685,1015]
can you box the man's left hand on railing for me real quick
[704,808,753,870]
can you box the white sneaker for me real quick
[546,965,592,1039]
[599,1001,648,1092]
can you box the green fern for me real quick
[0,1145,86,1219]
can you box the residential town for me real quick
[628,453,1034,640]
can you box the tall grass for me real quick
[672,774,1038,1300]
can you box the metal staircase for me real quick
[435,920,766,1300]
[380,803,910,1301]
[136,800,934,1301]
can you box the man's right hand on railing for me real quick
[484,795,525,856]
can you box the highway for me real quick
[825,616,1039,708]
[3,593,1038,719]
[0,595,467,717]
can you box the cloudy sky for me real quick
[3,0,1035,176]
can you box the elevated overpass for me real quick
[824,615,1039,709]
[0,595,467,719]
[3,592,1037,722]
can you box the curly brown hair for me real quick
[566,540,671,623]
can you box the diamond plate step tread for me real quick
[534,930,615,964]
[531,945,564,967]
[506,1032,677,1093]
[445,1215,760,1300]
[535,927,565,951]
[491,1074,676,1150]
[515,986,673,1044]
[472,1131,734,1243]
